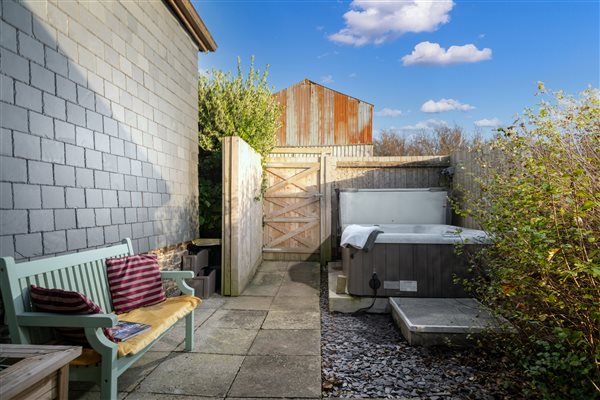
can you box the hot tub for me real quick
[339,189,489,298]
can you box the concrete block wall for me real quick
[0,0,200,259]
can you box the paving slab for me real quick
[68,389,128,399]
[70,351,170,392]
[150,323,186,352]
[136,353,244,397]
[248,329,320,356]
[204,309,267,329]
[194,305,219,327]
[284,270,320,286]
[228,355,321,398]
[126,395,220,400]
[199,295,227,309]
[228,398,319,400]
[241,272,283,296]
[270,294,320,312]
[277,281,320,297]
[179,327,258,354]
[262,310,320,330]
[222,295,273,310]
[257,261,290,272]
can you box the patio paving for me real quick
[70,260,322,400]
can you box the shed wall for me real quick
[274,80,372,147]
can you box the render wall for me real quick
[0,0,200,259]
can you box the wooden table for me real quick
[0,344,82,400]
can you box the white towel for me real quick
[340,225,382,250]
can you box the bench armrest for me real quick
[17,312,118,328]
[160,270,195,296]
[160,271,194,279]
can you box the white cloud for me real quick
[317,50,339,59]
[348,72,357,78]
[374,108,402,117]
[421,98,475,113]
[400,119,448,131]
[402,41,492,66]
[329,0,454,46]
[321,75,334,84]
[474,118,501,127]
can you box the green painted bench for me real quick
[0,238,196,400]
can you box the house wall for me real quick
[222,136,263,296]
[0,0,200,259]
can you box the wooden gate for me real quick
[263,156,331,264]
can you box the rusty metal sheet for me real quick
[274,79,373,147]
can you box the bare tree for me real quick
[373,125,472,156]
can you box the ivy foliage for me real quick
[197,58,281,236]
[458,85,599,398]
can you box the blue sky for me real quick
[193,0,599,138]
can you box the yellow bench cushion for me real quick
[115,295,201,357]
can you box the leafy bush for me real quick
[458,85,599,398]
[197,57,281,236]
[198,57,280,157]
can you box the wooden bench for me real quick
[0,239,196,400]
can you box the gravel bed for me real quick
[320,267,519,399]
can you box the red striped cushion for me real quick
[105,254,166,314]
[29,285,115,345]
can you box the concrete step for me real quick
[390,297,506,346]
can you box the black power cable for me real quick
[353,272,381,315]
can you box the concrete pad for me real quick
[222,295,273,310]
[270,294,320,312]
[277,281,319,297]
[179,327,258,355]
[248,329,320,356]
[328,266,389,313]
[204,309,266,329]
[262,310,320,330]
[137,353,243,397]
[390,297,505,346]
[228,355,321,398]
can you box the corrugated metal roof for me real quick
[274,79,373,147]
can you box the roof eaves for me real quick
[164,0,217,52]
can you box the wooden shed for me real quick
[274,79,373,149]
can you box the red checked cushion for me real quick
[29,285,115,345]
[105,254,166,314]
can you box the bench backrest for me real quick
[0,239,134,344]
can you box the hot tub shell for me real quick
[339,189,489,298]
